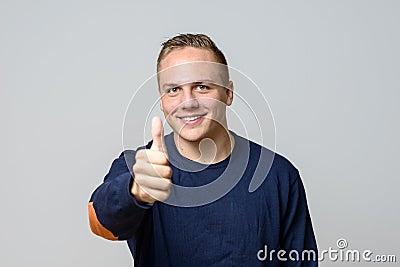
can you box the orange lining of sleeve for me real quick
[88,202,118,241]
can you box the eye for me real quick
[195,84,209,91]
[167,87,180,95]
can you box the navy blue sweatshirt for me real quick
[88,132,318,266]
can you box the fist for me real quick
[131,116,172,204]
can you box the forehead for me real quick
[158,61,227,88]
[158,47,227,87]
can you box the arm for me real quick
[88,150,152,241]
[280,172,318,266]
[88,118,172,241]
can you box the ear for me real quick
[159,98,164,112]
[225,81,234,106]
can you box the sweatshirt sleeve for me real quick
[280,172,318,266]
[88,149,152,241]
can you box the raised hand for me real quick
[131,116,172,204]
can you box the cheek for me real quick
[211,90,228,104]
[160,99,177,114]
[199,98,226,113]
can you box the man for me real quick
[88,33,318,266]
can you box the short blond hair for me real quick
[157,33,228,71]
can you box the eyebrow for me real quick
[162,79,217,89]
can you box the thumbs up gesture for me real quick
[131,116,172,204]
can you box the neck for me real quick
[173,126,235,164]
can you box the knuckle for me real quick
[159,179,171,190]
[135,150,143,159]
[134,174,145,184]
[156,166,169,178]
[160,190,171,201]
[132,163,141,174]
[165,167,173,178]
[145,149,153,159]
[160,155,169,165]
[139,190,151,201]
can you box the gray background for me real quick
[1,0,399,266]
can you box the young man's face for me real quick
[157,47,233,143]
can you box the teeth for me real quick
[182,116,200,121]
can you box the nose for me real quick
[180,88,199,110]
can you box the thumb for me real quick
[150,116,164,151]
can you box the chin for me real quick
[175,128,208,143]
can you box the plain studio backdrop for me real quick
[1,1,399,266]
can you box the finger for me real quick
[137,187,171,203]
[150,116,164,151]
[135,175,172,191]
[135,149,169,165]
[133,162,172,178]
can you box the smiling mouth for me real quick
[182,115,201,121]
[179,115,205,125]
